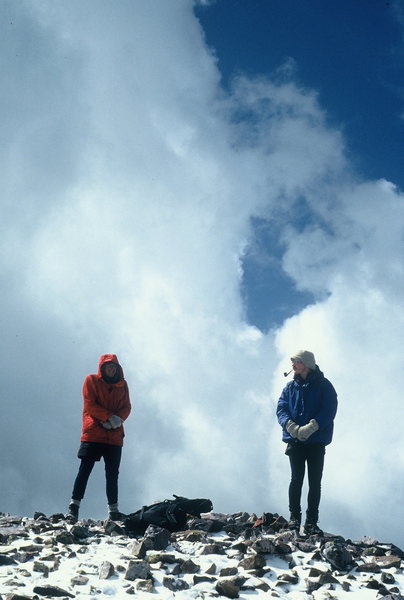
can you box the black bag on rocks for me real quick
[123,495,213,535]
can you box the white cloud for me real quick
[1,0,403,549]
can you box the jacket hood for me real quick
[97,354,124,381]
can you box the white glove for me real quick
[297,419,319,441]
[101,421,112,430]
[108,415,124,429]
[286,420,300,438]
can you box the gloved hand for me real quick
[101,421,112,430]
[108,415,124,429]
[286,420,300,438]
[297,419,319,441]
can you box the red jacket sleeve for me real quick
[115,381,131,421]
[82,375,111,422]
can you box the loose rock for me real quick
[99,560,115,579]
[32,584,74,597]
[124,559,151,581]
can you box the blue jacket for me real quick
[277,365,337,445]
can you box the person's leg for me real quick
[72,457,96,501]
[305,444,325,530]
[288,445,306,526]
[103,445,122,516]
[67,457,96,522]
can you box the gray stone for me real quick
[319,571,339,585]
[193,574,216,584]
[205,562,217,574]
[17,544,43,553]
[71,575,89,586]
[17,568,31,577]
[296,541,317,553]
[270,515,288,532]
[238,553,266,571]
[99,560,115,579]
[135,579,154,593]
[32,584,74,597]
[200,543,226,555]
[322,541,354,570]
[274,540,292,554]
[147,552,179,564]
[254,580,270,592]
[355,562,381,573]
[103,520,126,535]
[143,525,171,551]
[34,512,48,520]
[220,567,238,577]
[70,525,91,539]
[49,513,65,523]
[163,576,189,591]
[54,531,75,545]
[305,579,321,593]
[252,538,276,554]
[241,577,270,592]
[188,518,226,532]
[277,571,299,584]
[178,530,207,542]
[365,578,384,590]
[363,546,385,556]
[308,567,325,577]
[231,541,249,553]
[215,579,240,598]
[360,536,379,546]
[381,572,396,584]
[124,559,151,581]
[171,563,182,575]
[0,516,24,526]
[374,555,402,569]
[0,527,28,539]
[180,558,200,573]
[33,561,49,577]
[0,554,16,565]
[128,540,147,558]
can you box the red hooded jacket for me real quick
[81,354,131,446]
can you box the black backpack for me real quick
[123,495,213,535]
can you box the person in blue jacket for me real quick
[277,350,338,535]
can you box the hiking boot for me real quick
[108,511,125,521]
[287,515,301,532]
[304,521,323,536]
[65,503,79,524]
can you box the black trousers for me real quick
[287,443,325,523]
[72,442,122,505]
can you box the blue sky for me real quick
[196,0,403,187]
[196,0,404,330]
[1,0,404,547]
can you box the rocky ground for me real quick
[0,510,403,600]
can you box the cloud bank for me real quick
[1,0,403,547]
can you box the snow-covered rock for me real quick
[0,510,403,599]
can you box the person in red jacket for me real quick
[66,354,131,523]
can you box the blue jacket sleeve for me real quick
[312,379,338,430]
[276,384,292,429]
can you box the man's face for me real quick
[292,359,309,377]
